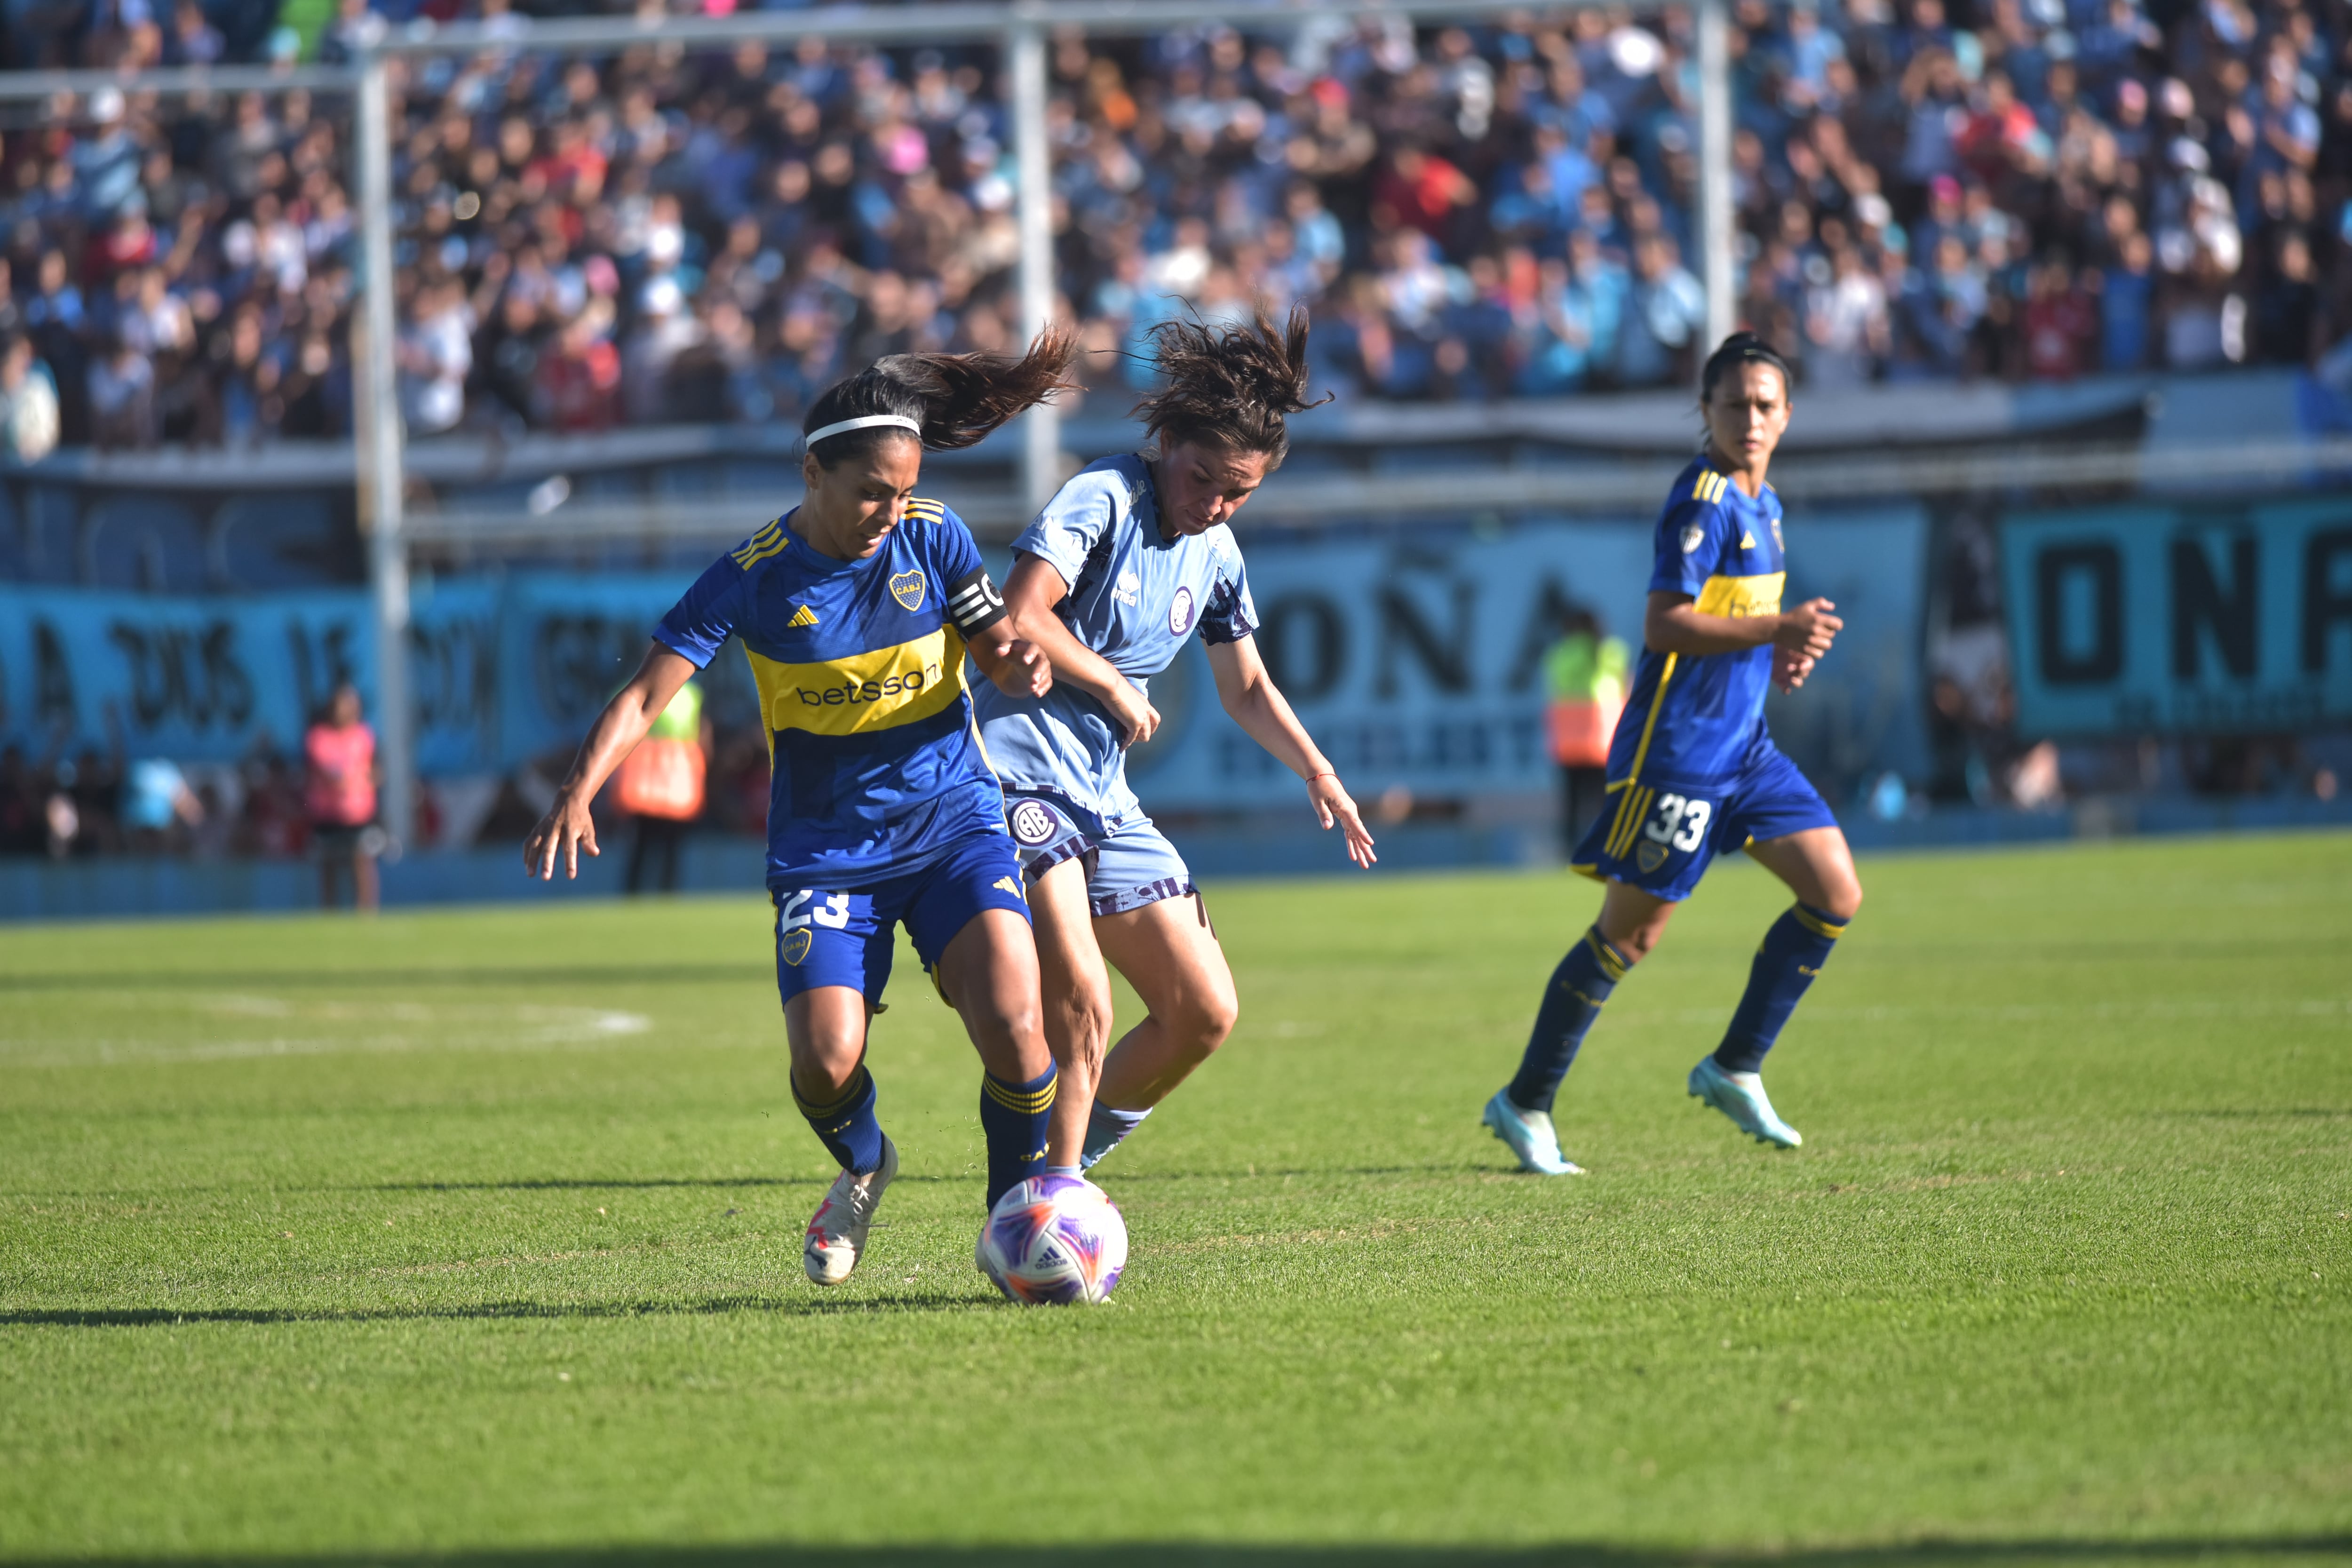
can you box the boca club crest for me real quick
[889,570,927,612]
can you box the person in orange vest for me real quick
[1544,608,1629,856]
[615,679,709,894]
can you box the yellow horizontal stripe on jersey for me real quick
[1695,571,1785,620]
[733,521,790,570]
[745,627,969,740]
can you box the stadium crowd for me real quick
[2,0,2350,450]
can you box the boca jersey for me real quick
[1607,456,1788,788]
[973,454,1257,831]
[653,498,1011,887]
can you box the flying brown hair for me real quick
[1132,306,1329,465]
[803,322,1081,465]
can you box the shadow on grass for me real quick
[0,1293,996,1328]
[11,1538,2350,1566]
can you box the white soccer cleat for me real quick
[803,1135,898,1285]
[1482,1089,1586,1175]
[1687,1057,1803,1148]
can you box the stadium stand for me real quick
[4,0,2351,455]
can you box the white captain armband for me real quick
[945,567,1009,638]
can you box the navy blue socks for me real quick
[979,1064,1057,1207]
[1507,927,1630,1114]
[794,1064,884,1175]
[1714,903,1847,1074]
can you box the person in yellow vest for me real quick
[1544,608,1629,855]
[615,679,710,894]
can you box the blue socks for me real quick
[980,1064,1057,1208]
[1508,927,1630,1114]
[794,1065,884,1175]
[1081,1103,1152,1169]
[1714,903,1847,1074]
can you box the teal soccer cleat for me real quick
[1687,1057,1804,1147]
[1482,1089,1586,1175]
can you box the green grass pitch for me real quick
[1,833,2348,1567]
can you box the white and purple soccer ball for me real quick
[977,1173,1128,1305]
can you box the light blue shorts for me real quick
[1002,791,1195,918]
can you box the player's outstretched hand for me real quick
[989,637,1053,700]
[523,791,599,881]
[1308,772,1378,868]
[1772,646,1817,692]
[1775,597,1842,662]
[1104,679,1160,748]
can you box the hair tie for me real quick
[804,413,922,446]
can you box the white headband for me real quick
[803,413,922,446]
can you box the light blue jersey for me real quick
[973,454,1257,834]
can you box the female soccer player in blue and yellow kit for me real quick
[1483,332,1860,1173]
[524,332,1075,1284]
[973,310,1378,1175]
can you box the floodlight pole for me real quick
[356,52,415,853]
[1009,13,1060,521]
[1695,0,1738,355]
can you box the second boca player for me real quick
[1482,332,1862,1173]
[523,330,1077,1286]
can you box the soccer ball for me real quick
[977,1173,1128,1305]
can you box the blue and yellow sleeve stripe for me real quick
[732,519,790,570]
[1692,469,1732,506]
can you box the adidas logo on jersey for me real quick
[1740,530,1757,549]
[787,605,820,629]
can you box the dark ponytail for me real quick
[1700,330,1793,399]
[1133,305,1329,466]
[803,323,1080,468]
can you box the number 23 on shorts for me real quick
[777,888,851,967]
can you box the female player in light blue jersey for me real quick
[524,331,1076,1285]
[1482,332,1859,1173]
[972,310,1377,1174]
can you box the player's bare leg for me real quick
[1028,858,1115,1168]
[931,908,1053,1084]
[1742,825,1864,923]
[1594,877,1678,960]
[1085,893,1239,1166]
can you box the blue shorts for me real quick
[1002,792,1195,918]
[1572,741,1837,903]
[771,831,1031,1008]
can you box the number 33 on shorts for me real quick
[777,888,850,966]
[1636,791,1714,871]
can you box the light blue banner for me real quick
[1123,507,1927,812]
[2002,500,2352,737]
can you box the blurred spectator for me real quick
[0,333,61,462]
[11,0,2352,444]
[305,682,381,910]
[121,755,204,853]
